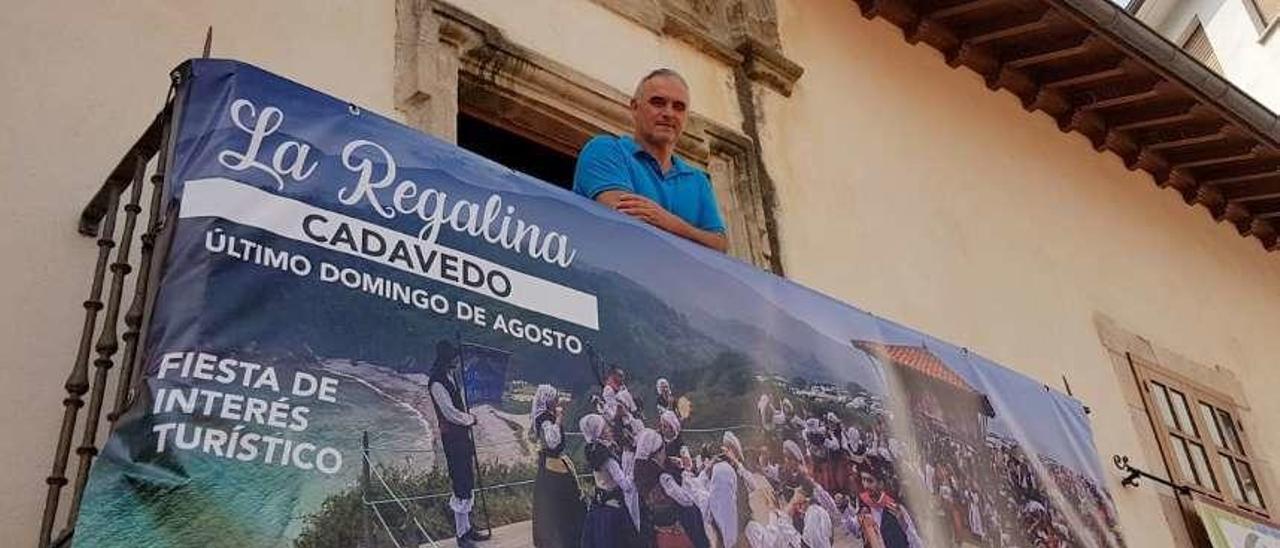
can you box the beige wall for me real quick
[0,0,396,541]
[764,0,1280,544]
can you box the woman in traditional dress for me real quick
[659,410,692,470]
[634,428,709,548]
[580,413,640,548]
[805,418,843,496]
[704,455,739,548]
[531,385,585,548]
[660,409,711,548]
[781,440,811,499]
[702,431,762,548]
[781,482,832,548]
[821,413,851,496]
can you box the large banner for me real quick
[76,60,1126,548]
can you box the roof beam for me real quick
[1202,168,1280,187]
[1086,88,1159,109]
[1074,81,1164,111]
[1243,196,1280,215]
[926,0,1006,19]
[1145,132,1226,151]
[1219,202,1255,234]
[961,10,1055,46]
[1219,176,1280,202]
[1230,190,1280,203]
[1003,35,1096,69]
[1102,128,1142,165]
[853,0,918,25]
[1111,108,1198,131]
[1170,150,1259,170]
[1063,108,1107,147]
[1042,60,1129,89]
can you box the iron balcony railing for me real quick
[37,71,181,548]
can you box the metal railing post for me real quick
[110,93,175,420]
[39,185,121,548]
[65,153,149,529]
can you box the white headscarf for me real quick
[877,446,894,462]
[656,377,671,393]
[660,410,682,439]
[804,417,824,435]
[746,513,803,548]
[635,428,664,460]
[783,440,805,463]
[579,413,607,443]
[709,459,740,547]
[757,394,772,421]
[802,504,833,548]
[531,384,557,418]
[845,426,861,446]
[616,386,638,413]
[723,431,744,462]
[745,522,769,548]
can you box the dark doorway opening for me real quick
[457,113,577,190]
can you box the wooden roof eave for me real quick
[852,0,1280,251]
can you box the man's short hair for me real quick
[633,68,689,100]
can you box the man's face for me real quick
[631,75,689,148]
[861,472,882,496]
[834,493,848,511]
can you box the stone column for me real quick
[394,0,483,142]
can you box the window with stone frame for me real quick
[1246,0,1280,30]
[1129,355,1268,516]
[1180,20,1223,74]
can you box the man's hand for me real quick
[615,194,684,233]
[596,191,728,252]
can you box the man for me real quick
[848,458,922,548]
[598,366,644,450]
[573,68,729,252]
[655,378,674,417]
[427,340,490,547]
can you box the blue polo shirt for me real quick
[573,135,726,233]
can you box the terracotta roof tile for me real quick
[854,340,977,394]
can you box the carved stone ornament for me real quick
[590,0,803,96]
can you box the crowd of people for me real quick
[521,368,1121,548]
[530,367,754,548]
[751,386,1122,548]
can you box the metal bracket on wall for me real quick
[1113,454,1191,495]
